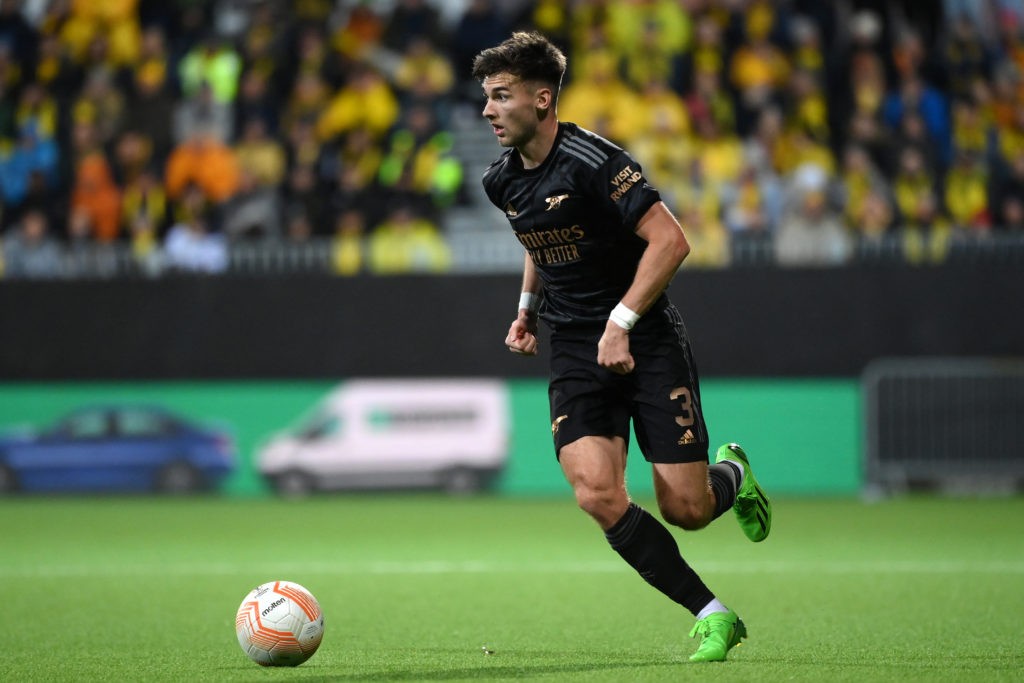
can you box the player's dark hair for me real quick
[472,31,567,97]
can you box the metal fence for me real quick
[4,231,1024,279]
[863,357,1024,495]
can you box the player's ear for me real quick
[535,86,554,117]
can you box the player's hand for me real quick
[505,315,539,355]
[598,321,634,374]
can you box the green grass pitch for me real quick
[2,495,1022,682]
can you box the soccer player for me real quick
[472,32,772,662]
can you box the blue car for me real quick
[0,405,236,494]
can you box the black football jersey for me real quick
[482,122,665,328]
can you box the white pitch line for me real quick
[1,559,1023,578]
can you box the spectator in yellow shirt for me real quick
[368,206,451,274]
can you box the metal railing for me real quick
[3,231,1024,279]
[863,357,1024,496]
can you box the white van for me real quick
[257,379,510,495]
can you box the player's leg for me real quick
[628,315,747,661]
[558,435,629,529]
[559,436,723,618]
[651,460,741,531]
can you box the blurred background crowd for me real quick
[1,0,1023,278]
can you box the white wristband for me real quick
[519,291,540,314]
[609,302,640,331]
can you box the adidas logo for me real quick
[505,202,518,217]
[678,429,697,445]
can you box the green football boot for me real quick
[688,610,747,662]
[716,442,772,542]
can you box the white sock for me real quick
[722,459,745,488]
[696,598,730,620]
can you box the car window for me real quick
[58,410,111,439]
[117,409,174,437]
[297,412,341,440]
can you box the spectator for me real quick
[124,27,176,162]
[728,3,791,136]
[1,208,62,278]
[0,120,58,210]
[65,0,141,68]
[288,24,347,92]
[112,129,153,185]
[624,77,690,147]
[33,33,82,103]
[558,46,634,143]
[163,208,228,274]
[283,163,328,235]
[178,32,242,105]
[330,161,383,229]
[943,14,994,99]
[393,36,455,124]
[316,63,399,143]
[367,205,450,274]
[381,0,443,53]
[995,94,1024,163]
[721,162,779,237]
[236,2,288,92]
[281,71,330,138]
[330,208,366,276]
[71,67,125,146]
[678,14,726,95]
[15,81,58,143]
[901,192,952,264]
[329,1,384,62]
[882,74,952,168]
[121,166,167,237]
[449,0,508,100]
[234,116,286,188]
[775,163,852,266]
[70,149,121,242]
[164,126,241,204]
[944,150,990,230]
[686,68,736,142]
[174,80,233,145]
[234,68,279,139]
[377,104,462,212]
[950,97,991,159]
[677,203,729,269]
[219,167,282,241]
[839,144,890,229]
[693,115,744,189]
[892,146,938,228]
[607,0,689,90]
[851,189,897,252]
[991,150,1024,228]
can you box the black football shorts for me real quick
[547,309,709,463]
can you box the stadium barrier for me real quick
[3,232,1024,279]
[2,265,1023,380]
[863,357,1024,495]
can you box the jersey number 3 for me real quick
[671,387,695,427]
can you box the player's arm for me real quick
[598,201,689,374]
[621,201,690,314]
[506,252,541,355]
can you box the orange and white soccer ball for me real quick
[235,580,325,666]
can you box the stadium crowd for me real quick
[0,0,1023,277]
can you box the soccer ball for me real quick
[235,580,325,666]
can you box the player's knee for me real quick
[572,482,627,526]
[657,499,711,531]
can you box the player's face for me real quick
[481,73,542,149]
